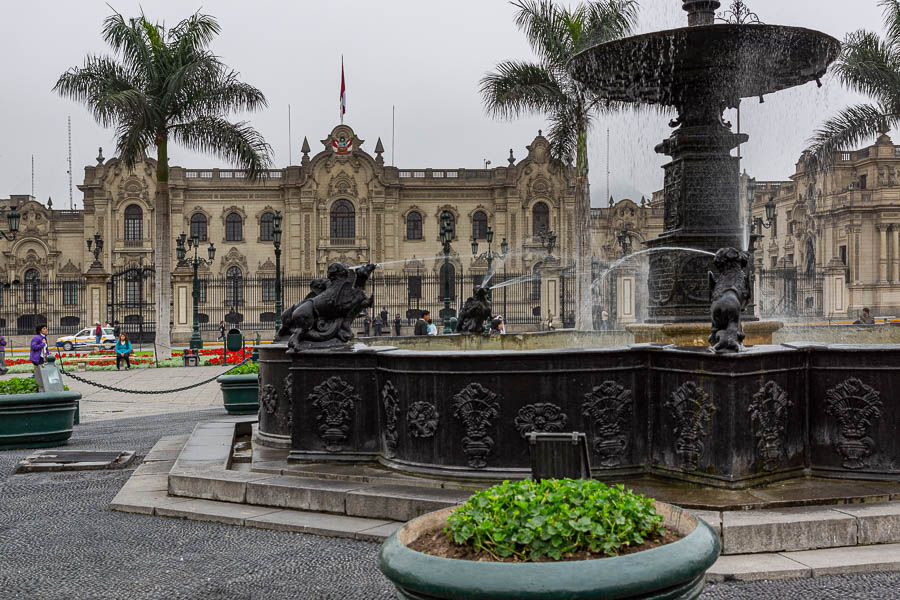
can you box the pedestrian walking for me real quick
[426,317,438,336]
[94,321,102,347]
[113,320,121,339]
[394,314,402,336]
[380,306,389,328]
[0,333,7,375]
[115,332,132,370]
[373,315,383,337]
[218,320,226,341]
[414,311,430,336]
[30,324,48,373]
[363,313,371,337]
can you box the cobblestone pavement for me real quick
[0,365,231,421]
[2,402,900,597]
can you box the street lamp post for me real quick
[616,228,633,256]
[272,211,283,334]
[176,232,216,351]
[538,227,557,257]
[0,204,20,242]
[86,232,104,268]
[439,211,455,334]
[470,226,507,301]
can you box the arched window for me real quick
[439,263,455,301]
[124,204,143,241]
[225,266,244,306]
[190,213,207,241]
[532,202,549,236]
[472,211,488,240]
[24,268,40,304]
[260,212,274,241]
[330,200,355,239]
[226,212,242,241]
[406,211,423,240]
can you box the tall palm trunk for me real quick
[155,137,173,360]
[574,123,594,331]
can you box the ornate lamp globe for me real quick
[7,205,20,233]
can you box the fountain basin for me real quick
[627,320,783,346]
[258,341,900,489]
[568,24,840,108]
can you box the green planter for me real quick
[379,502,720,600]
[0,391,82,450]
[217,374,259,415]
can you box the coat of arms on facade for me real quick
[332,136,353,154]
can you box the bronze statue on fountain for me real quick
[455,286,492,334]
[708,247,752,353]
[276,262,377,351]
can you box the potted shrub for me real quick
[0,377,81,449]
[217,361,259,415]
[379,479,719,600]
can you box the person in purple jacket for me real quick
[0,332,7,375]
[30,324,48,372]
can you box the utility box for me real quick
[528,431,591,480]
[182,348,200,367]
[35,357,66,393]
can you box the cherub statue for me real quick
[456,287,492,334]
[281,262,377,351]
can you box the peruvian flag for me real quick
[339,57,346,123]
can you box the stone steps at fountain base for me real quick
[112,420,900,560]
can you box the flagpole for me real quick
[340,55,344,125]
[288,104,292,165]
[392,105,395,166]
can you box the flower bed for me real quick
[2,347,257,373]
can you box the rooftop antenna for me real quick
[288,104,292,166]
[67,116,74,209]
[31,154,34,200]
[391,105,395,166]
[606,128,610,206]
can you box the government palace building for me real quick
[1,122,896,338]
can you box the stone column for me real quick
[537,262,564,329]
[893,226,900,282]
[171,268,193,344]
[879,225,889,283]
[616,269,638,325]
[83,266,109,327]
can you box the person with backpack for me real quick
[414,311,430,336]
[30,324,48,372]
[394,314,402,336]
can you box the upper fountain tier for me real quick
[568,7,840,112]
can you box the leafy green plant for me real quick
[446,479,664,561]
[226,361,259,375]
[0,377,40,395]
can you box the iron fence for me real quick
[757,267,824,320]
[0,277,88,336]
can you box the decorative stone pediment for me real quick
[219,247,248,274]
[328,171,358,197]
[321,124,364,156]
[258,257,276,272]
[58,259,81,275]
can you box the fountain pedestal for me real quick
[626,320,783,347]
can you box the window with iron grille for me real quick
[226,212,243,241]
[472,211,488,239]
[330,199,355,239]
[24,269,40,304]
[125,277,142,308]
[190,213,208,241]
[124,204,143,241]
[406,211,423,240]
[198,279,208,303]
[226,266,244,305]
[63,281,79,305]
[260,212,274,241]
[262,277,276,302]
[532,202,549,236]
[407,275,422,299]
[532,265,542,301]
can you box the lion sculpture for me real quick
[708,247,752,354]
[456,286,492,334]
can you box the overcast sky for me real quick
[0,0,887,209]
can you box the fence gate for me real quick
[107,266,156,343]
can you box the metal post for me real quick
[442,249,452,334]
[274,243,282,332]
[189,245,203,350]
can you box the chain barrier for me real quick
[54,356,255,395]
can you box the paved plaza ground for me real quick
[1,367,900,598]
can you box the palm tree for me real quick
[55,11,272,360]
[805,0,900,171]
[481,0,638,330]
